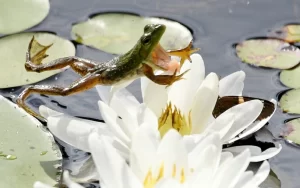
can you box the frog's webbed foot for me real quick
[26,36,53,69]
[142,64,190,87]
[167,41,200,67]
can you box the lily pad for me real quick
[0,0,50,34]
[282,118,300,146]
[0,32,75,88]
[0,95,62,187]
[272,24,300,43]
[236,39,300,69]
[71,13,192,54]
[279,89,300,114]
[280,64,300,88]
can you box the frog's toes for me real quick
[180,41,200,66]
[29,36,53,65]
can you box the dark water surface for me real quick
[1,0,300,187]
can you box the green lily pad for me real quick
[0,95,62,187]
[0,0,50,34]
[0,32,75,88]
[279,89,300,114]
[280,64,300,88]
[71,13,192,54]
[236,39,300,69]
[272,24,300,43]
[282,118,300,146]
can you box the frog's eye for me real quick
[142,35,151,45]
[144,24,153,32]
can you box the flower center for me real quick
[158,102,192,137]
[143,164,186,188]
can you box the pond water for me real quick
[1,0,300,187]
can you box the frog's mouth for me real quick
[151,43,180,73]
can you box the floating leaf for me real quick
[0,95,62,187]
[272,24,300,43]
[0,0,50,34]
[282,118,300,146]
[236,39,300,69]
[280,64,300,88]
[71,13,192,54]
[0,32,75,88]
[279,89,300,114]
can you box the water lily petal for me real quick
[233,171,254,188]
[229,99,277,143]
[182,134,204,153]
[155,178,182,188]
[241,161,270,188]
[219,71,245,97]
[96,85,112,104]
[223,144,282,162]
[191,73,219,134]
[39,105,63,118]
[206,113,235,139]
[143,79,168,117]
[154,129,188,179]
[98,101,131,146]
[45,112,108,152]
[88,132,142,188]
[219,152,233,166]
[221,100,263,143]
[63,171,85,188]
[137,103,158,129]
[189,133,221,172]
[212,149,251,188]
[130,123,160,182]
[167,54,205,115]
[33,182,55,188]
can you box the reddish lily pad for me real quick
[279,89,300,114]
[280,64,300,88]
[282,118,300,146]
[236,39,300,69]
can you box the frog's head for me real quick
[138,24,166,59]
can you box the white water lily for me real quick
[40,53,281,163]
[34,126,271,188]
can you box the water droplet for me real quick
[6,155,17,160]
[40,151,48,156]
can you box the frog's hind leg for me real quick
[166,41,200,66]
[16,73,102,122]
[25,36,97,76]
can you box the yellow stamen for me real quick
[158,102,192,137]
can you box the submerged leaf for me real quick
[280,64,300,88]
[0,0,50,34]
[71,13,192,54]
[279,89,300,114]
[282,118,300,146]
[0,32,75,88]
[0,95,62,187]
[236,39,300,69]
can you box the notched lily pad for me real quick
[71,13,193,54]
[280,64,300,88]
[279,89,300,114]
[236,38,300,69]
[0,0,50,34]
[0,95,62,187]
[271,24,300,43]
[282,118,300,146]
[0,32,75,88]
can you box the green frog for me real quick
[17,24,199,121]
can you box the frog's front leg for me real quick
[26,36,97,76]
[16,73,103,122]
[142,64,189,87]
[167,41,200,66]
